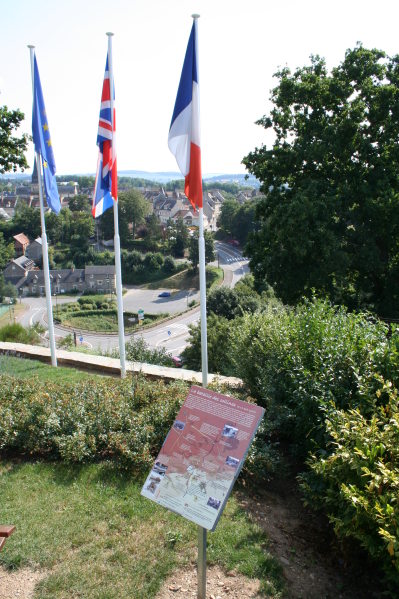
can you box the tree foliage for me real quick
[243,45,399,317]
[218,199,258,245]
[12,204,41,240]
[188,231,215,271]
[166,218,189,258]
[0,105,28,173]
[182,314,234,375]
[98,190,149,243]
[0,232,14,270]
[68,194,91,213]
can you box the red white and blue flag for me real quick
[92,54,117,218]
[168,20,202,210]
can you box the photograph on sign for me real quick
[141,386,265,531]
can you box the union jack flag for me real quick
[92,54,117,218]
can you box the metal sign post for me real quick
[198,526,207,599]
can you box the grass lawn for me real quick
[144,266,224,292]
[0,357,283,597]
[0,461,283,599]
[57,310,168,333]
[0,355,106,383]
[0,303,26,328]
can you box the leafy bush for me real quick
[182,314,235,374]
[299,377,399,588]
[121,337,174,367]
[230,298,390,454]
[0,372,273,482]
[206,287,242,320]
[0,323,42,344]
[163,255,176,274]
[0,374,187,471]
[78,297,95,306]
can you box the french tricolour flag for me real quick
[168,20,203,210]
[92,54,117,218]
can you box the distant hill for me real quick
[118,170,260,187]
[1,169,260,188]
[203,173,259,187]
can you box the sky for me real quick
[2,0,399,177]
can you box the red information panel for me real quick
[141,386,265,531]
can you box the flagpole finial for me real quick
[106,32,114,37]
[191,14,200,19]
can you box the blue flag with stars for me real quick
[32,54,61,214]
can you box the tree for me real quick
[98,190,150,245]
[0,275,16,303]
[68,194,91,213]
[189,231,215,271]
[207,287,241,320]
[167,218,189,258]
[146,213,162,241]
[119,189,149,240]
[0,232,14,269]
[243,45,399,317]
[182,314,234,375]
[12,204,41,239]
[231,201,257,245]
[0,106,28,173]
[45,210,64,245]
[217,199,240,237]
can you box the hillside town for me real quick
[0,167,261,299]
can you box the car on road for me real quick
[158,291,171,298]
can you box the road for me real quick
[18,242,249,357]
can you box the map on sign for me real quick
[141,386,264,531]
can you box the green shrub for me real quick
[299,376,399,588]
[230,298,390,454]
[0,374,187,471]
[163,255,176,274]
[0,371,272,483]
[122,337,174,367]
[0,323,42,344]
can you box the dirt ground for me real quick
[0,478,380,599]
[0,567,46,599]
[156,478,380,599]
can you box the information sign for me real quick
[141,386,264,531]
[138,309,144,321]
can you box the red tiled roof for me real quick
[13,233,30,245]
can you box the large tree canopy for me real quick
[243,45,399,317]
[0,106,28,173]
[99,189,149,243]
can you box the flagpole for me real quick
[106,32,126,379]
[28,45,57,367]
[192,16,208,599]
[198,207,208,388]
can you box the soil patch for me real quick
[155,564,260,599]
[236,477,380,599]
[0,566,46,599]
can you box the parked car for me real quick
[158,291,171,298]
[172,356,183,367]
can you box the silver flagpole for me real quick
[106,32,126,378]
[28,45,57,367]
[192,15,208,599]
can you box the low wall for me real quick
[0,342,242,387]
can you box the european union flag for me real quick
[32,54,61,214]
